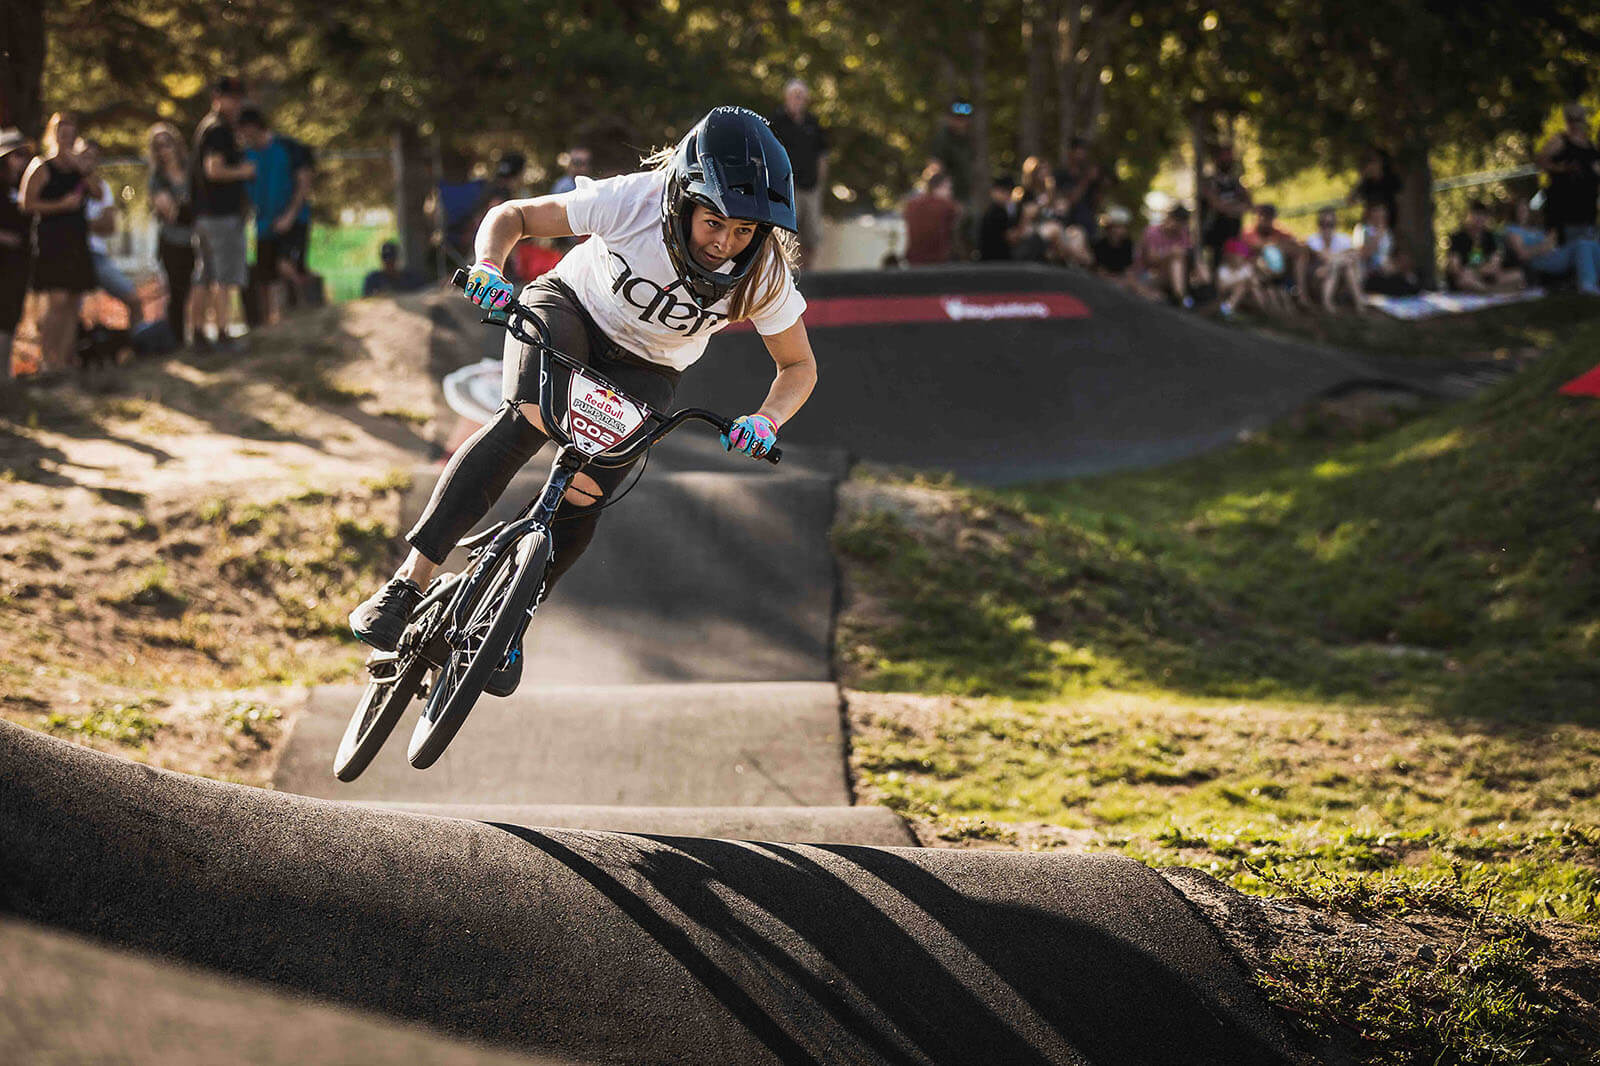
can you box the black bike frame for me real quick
[437,278,780,641]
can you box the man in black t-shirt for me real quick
[0,129,34,378]
[191,75,256,349]
[768,79,829,267]
[1447,200,1521,293]
[977,175,1015,261]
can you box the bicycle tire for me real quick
[333,651,427,782]
[407,530,550,769]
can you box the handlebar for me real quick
[450,269,780,466]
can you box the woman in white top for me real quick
[351,106,818,656]
[1305,208,1366,314]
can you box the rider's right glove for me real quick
[463,259,514,311]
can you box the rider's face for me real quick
[687,205,758,270]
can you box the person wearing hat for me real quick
[0,129,35,377]
[191,75,256,350]
[927,99,975,205]
[1136,203,1197,306]
[977,174,1017,261]
[1537,102,1600,243]
[362,241,428,297]
[1090,205,1139,286]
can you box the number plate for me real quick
[565,369,649,456]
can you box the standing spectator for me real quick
[191,76,255,349]
[362,241,429,296]
[548,146,592,195]
[1198,142,1251,275]
[19,111,93,372]
[1537,103,1600,243]
[927,100,975,204]
[1135,204,1196,306]
[0,129,33,378]
[1348,148,1402,230]
[977,174,1016,261]
[1008,157,1056,262]
[768,79,829,268]
[1446,200,1520,293]
[1502,199,1599,295]
[79,139,144,330]
[238,106,313,327]
[902,170,960,265]
[1305,208,1366,312]
[146,121,197,346]
[1354,203,1419,296]
[1053,138,1105,238]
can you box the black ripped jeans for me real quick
[405,278,681,589]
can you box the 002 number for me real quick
[570,414,618,447]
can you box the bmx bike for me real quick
[332,271,781,780]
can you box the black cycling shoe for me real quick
[484,641,523,698]
[349,577,425,652]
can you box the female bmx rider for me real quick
[350,106,818,693]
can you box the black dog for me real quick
[74,322,131,379]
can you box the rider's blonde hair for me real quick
[643,146,800,323]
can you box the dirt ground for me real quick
[0,288,475,785]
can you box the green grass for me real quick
[839,315,1600,721]
[46,698,166,747]
[840,305,1600,925]
[307,224,392,304]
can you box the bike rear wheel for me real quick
[407,530,550,769]
[333,650,427,782]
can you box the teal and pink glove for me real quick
[723,413,777,459]
[463,260,514,311]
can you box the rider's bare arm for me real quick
[753,319,819,428]
[475,197,577,266]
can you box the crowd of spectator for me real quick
[901,100,1600,317]
[1,74,327,379]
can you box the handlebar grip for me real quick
[765,446,782,465]
[451,268,468,290]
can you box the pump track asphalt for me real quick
[0,264,1469,1064]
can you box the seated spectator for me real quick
[1216,237,1269,317]
[1502,199,1600,296]
[1010,158,1058,262]
[1090,205,1138,284]
[978,174,1016,261]
[79,138,144,329]
[1136,204,1196,306]
[362,241,428,296]
[901,170,960,265]
[1305,208,1366,313]
[1447,200,1521,293]
[1354,203,1419,296]
[1243,203,1307,308]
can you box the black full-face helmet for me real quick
[662,106,798,308]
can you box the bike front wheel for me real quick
[407,530,550,769]
[333,650,427,782]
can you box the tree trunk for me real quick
[969,24,990,245]
[2,0,47,135]
[1395,136,1437,289]
[1055,0,1083,157]
[1019,9,1046,163]
[391,121,431,274]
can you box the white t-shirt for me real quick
[85,183,114,256]
[552,170,806,372]
[1306,231,1353,257]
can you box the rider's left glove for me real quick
[463,259,514,311]
[723,413,777,459]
